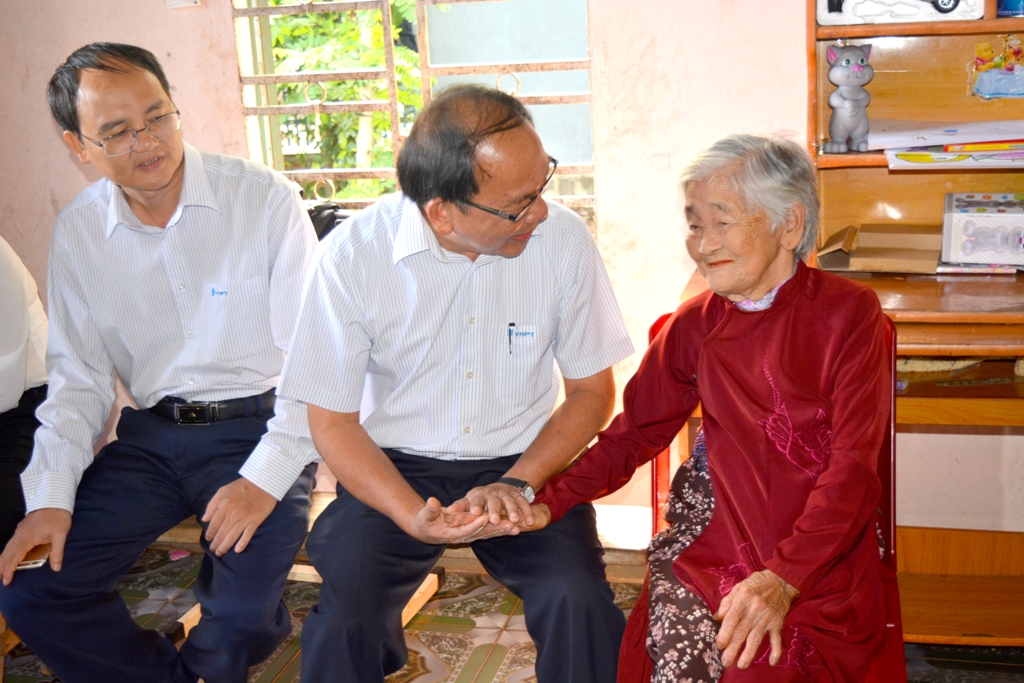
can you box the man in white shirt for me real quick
[280,84,634,683]
[0,236,49,548]
[0,43,319,683]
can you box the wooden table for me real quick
[839,273,1024,428]
[838,272,1024,646]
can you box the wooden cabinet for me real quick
[806,0,1024,647]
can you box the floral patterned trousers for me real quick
[646,427,723,683]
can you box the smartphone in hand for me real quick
[16,544,51,571]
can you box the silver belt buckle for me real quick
[174,402,211,425]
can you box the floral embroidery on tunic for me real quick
[758,357,833,480]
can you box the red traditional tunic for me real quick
[536,263,890,682]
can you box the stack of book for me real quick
[866,119,1024,171]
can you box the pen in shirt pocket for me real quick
[508,322,515,354]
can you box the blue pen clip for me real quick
[508,322,515,354]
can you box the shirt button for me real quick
[466,371,474,379]
[187,378,195,385]
[188,333,195,340]
[464,426,471,434]
[178,284,186,291]
[469,316,476,324]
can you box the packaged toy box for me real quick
[941,193,1024,266]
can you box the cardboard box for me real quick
[818,223,943,273]
[941,193,1024,266]
[849,247,941,274]
[817,225,857,271]
[857,223,943,250]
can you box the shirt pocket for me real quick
[203,276,274,361]
[502,323,553,411]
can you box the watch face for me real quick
[522,485,536,503]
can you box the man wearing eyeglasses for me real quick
[280,83,634,683]
[0,43,319,683]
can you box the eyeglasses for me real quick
[79,110,181,157]
[461,156,558,223]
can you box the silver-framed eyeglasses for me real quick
[79,110,181,157]
[462,156,558,223]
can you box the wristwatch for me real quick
[496,477,535,503]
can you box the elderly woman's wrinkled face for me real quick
[684,176,801,303]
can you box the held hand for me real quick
[201,477,277,556]
[0,508,72,585]
[448,483,535,527]
[444,503,551,536]
[713,569,800,669]
[406,497,517,544]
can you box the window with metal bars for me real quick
[232,0,595,231]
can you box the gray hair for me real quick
[679,134,820,260]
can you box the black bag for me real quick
[307,202,354,241]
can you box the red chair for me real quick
[647,314,906,681]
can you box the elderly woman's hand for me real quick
[713,569,800,669]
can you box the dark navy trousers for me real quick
[0,406,315,683]
[0,384,46,548]
[301,449,625,683]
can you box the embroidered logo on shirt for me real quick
[507,325,539,344]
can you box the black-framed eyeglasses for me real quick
[79,110,181,157]
[461,156,558,223]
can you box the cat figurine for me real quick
[824,44,873,154]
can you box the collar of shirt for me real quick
[104,142,222,239]
[733,264,800,312]
[391,194,545,266]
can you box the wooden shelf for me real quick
[899,572,1024,646]
[816,152,887,168]
[817,17,1024,40]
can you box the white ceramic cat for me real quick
[824,44,873,153]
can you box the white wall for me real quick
[0,0,247,303]
[587,0,809,505]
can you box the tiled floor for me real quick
[4,547,1024,682]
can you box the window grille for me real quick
[233,0,594,231]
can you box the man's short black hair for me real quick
[48,43,172,137]
[396,83,534,207]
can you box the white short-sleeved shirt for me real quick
[280,193,634,459]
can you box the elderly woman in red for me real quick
[531,134,890,682]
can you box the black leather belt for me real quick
[149,389,277,425]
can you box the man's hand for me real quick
[713,569,800,669]
[445,503,551,537]
[447,482,535,528]
[201,477,277,557]
[406,496,517,544]
[0,508,72,585]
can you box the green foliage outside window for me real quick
[267,0,423,199]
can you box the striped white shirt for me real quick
[23,143,320,513]
[280,193,634,459]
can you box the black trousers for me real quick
[300,449,626,683]
[0,406,315,683]
[0,384,46,548]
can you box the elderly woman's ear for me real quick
[779,204,806,254]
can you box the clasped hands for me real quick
[406,482,551,545]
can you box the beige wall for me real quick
[0,0,247,301]
[587,0,809,505]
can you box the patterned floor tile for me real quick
[7,555,1024,683]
